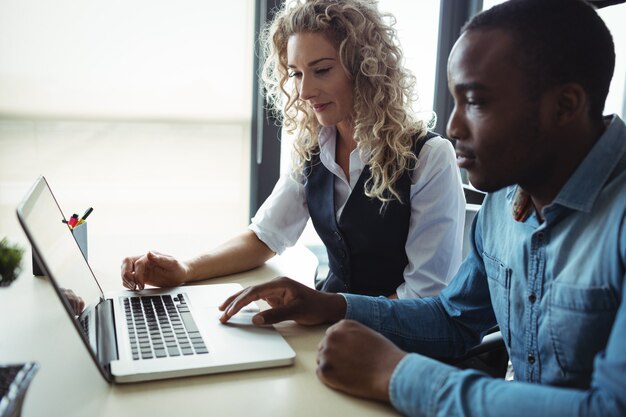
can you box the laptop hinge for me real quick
[96,298,119,364]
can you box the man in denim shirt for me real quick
[220,0,626,415]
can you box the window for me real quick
[378,1,441,114]
[0,1,256,248]
[598,3,626,118]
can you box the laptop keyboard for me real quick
[122,293,208,360]
[0,362,39,415]
[80,314,89,335]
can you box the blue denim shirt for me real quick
[344,115,626,416]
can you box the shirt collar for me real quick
[552,114,626,212]
[511,187,532,222]
[318,125,337,166]
[507,115,626,222]
[318,125,336,150]
[317,125,371,165]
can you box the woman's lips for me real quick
[311,103,330,112]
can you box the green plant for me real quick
[0,238,24,287]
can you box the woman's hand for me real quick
[121,251,190,290]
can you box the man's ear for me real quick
[553,83,588,125]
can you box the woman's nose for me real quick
[299,74,316,101]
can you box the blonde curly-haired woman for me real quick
[122,0,465,299]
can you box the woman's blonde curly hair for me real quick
[261,0,428,204]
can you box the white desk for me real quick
[0,244,398,417]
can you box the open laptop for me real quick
[16,176,295,383]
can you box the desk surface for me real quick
[0,243,398,417]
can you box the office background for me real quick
[0,2,624,414]
[0,0,624,255]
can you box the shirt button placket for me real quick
[526,230,545,382]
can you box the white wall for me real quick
[0,0,255,121]
[0,1,255,254]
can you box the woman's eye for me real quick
[315,67,330,75]
[288,71,302,79]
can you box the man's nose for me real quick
[446,105,467,141]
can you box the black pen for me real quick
[79,207,93,222]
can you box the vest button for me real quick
[339,249,346,258]
[528,292,537,303]
[334,231,342,240]
[527,354,535,364]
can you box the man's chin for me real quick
[467,173,510,194]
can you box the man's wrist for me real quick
[321,293,347,323]
[375,350,407,402]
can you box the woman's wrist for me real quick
[184,256,207,283]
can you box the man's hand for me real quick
[121,251,189,290]
[316,320,407,402]
[219,276,346,326]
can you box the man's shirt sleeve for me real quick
[343,211,497,357]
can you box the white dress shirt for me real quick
[249,126,465,298]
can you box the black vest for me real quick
[304,132,435,296]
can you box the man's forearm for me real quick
[391,353,623,417]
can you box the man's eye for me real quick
[467,99,484,107]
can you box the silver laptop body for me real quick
[16,176,295,383]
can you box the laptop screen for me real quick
[16,176,104,325]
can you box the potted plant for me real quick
[0,238,24,287]
[1,237,39,417]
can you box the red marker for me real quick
[68,214,79,229]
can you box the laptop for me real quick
[16,176,295,383]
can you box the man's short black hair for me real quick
[463,0,615,121]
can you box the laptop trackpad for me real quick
[221,306,263,327]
